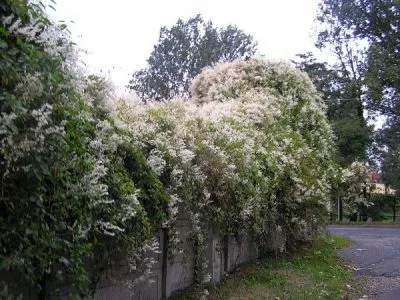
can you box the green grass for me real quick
[170,235,354,300]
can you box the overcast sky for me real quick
[50,0,326,89]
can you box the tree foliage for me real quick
[128,14,257,101]
[317,0,399,116]
[294,52,372,166]
[316,0,399,189]
[303,0,375,167]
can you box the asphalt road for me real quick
[328,226,400,300]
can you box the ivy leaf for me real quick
[0,39,8,49]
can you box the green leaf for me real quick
[0,39,7,49]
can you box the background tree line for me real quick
[310,0,399,190]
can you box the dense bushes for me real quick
[118,59,337,281]
[0,2,167,297]
[1,1,337,297]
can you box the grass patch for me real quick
[170,235,353,300]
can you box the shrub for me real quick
[1,1,337,294]
[118,59,336,281]
[0,2,166,297]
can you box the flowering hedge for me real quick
[0,2,168,297]
[1,1,337,297]
[331,161,374,219]
[118,59,336,282]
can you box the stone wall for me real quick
[2,222,264,300]
[80,222,260,299]
[165,218,194,298]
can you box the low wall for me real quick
[2,221,267,299]
[92,225,261,299]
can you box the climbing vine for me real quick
[1,0,340,296]
[0,1,167,297]
[118,59,337,281]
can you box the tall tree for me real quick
[128,14,257,101]
[294,53,372,166]
[316,0,399,189]
[317,0,399,117]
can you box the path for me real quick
[328,226,400,300]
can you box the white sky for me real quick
[49,0,326,89]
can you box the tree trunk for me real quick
[393,198,397,222]
[161,228,169,300]
[339,197,343,222]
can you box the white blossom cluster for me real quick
[339,161,374,213]
[1,9,158,295]
[118,59,336,274]
[2,12,79,70]
[1,5,338,292]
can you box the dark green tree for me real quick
[294,52,372,166]
[316,0,399,189]
[376,119,400,189]
[0,0,28,18]
[128,14,257,101]
[317,0,399,116]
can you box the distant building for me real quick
[371,183,396,195]
[368,172,396,195]
[368,172,381,183]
